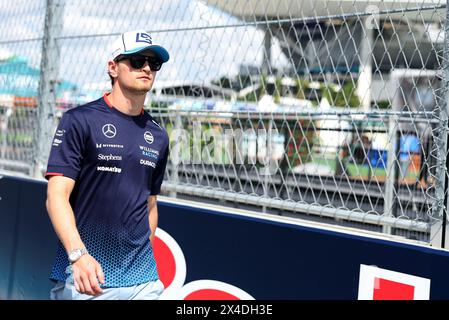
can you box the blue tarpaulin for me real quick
[0,55,77,97]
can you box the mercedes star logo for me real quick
[102,124,117,139]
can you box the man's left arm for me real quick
[148,195,158,243]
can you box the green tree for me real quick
[322,81,360,108]
[274,77,282,104]
[376,100,391,109]
[295,79,308,100]
[213,76,233,89]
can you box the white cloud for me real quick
[0,0,289,95]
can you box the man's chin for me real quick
[131,85,152,95]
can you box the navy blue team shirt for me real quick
[45,93,169,287]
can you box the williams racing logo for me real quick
[139,145,159,160]
[144,131,154,144]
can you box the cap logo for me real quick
[136,32,153,45]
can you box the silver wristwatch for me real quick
[68,248,88,263]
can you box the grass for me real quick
[313,156,419,181]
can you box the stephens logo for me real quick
[144,131,154,144]
[98,154,122,161]
[102,124,117,139]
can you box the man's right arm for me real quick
[47,175,83,252]
[46,175,105,296]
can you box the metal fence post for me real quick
[430,0,449,248]
[0,109,12,169]
[262,25,272,75]
[357,13,375,112]
[383,113,398,235]
[169,113,182,198]
[31,0,64,178]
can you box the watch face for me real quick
[69,250,80,262]
[68,248,88,263]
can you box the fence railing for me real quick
[0,0,448,246]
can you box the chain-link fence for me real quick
[0,0,448,245]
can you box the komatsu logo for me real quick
[97,166,122,173]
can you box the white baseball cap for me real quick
[110,30,170,62]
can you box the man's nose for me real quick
[142,62,151,71]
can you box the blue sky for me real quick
[0,0,289,95]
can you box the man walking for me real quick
[45,30,170,300]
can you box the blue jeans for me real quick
[50,278,164,300]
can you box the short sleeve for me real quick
[45,112,86,181]
[150,142,169,195]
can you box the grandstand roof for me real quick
[206,0,443,22]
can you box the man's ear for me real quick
[108,60,118,80]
